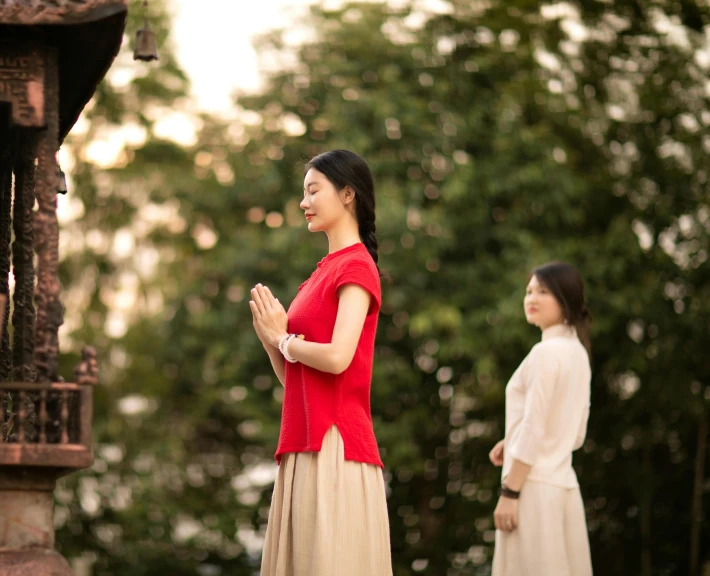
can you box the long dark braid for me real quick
[358,217,379,271]
[305,149,382,277]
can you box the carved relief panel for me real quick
[0,39,45,128]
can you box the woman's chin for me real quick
[307,221,324,232]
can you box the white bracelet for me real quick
[283,334,297,363]
[278,334,289,356]
[278,334,297,363]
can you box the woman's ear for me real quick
[341,186,356,205]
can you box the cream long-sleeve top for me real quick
[503,324,591,489]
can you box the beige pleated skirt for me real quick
[492,480,593,576]
[260,425,393,576]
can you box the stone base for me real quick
[0,549,74,576]
[0,490,54,548]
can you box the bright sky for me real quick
[169,0,444,114]
[170,0,316,113]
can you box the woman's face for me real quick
[524,274,565,330]
[300,168,353,233]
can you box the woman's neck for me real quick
[325,220,361,254]
[541,323,575,341]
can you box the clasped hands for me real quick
[249,284,288,349]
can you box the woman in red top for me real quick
[249,150,393,576]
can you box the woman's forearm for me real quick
[286,338,349,374]
[503,459,532,492]
[264,343,286,386]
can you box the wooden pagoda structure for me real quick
[0,2,127,574]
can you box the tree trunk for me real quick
[641,443,653,576]
[690,407,707,576]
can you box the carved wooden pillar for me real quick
[0,119,9,442]
[0,117,13,382]
[0,3,128,575]
[33,46,62,383]
[12,130,37,384]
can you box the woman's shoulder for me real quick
[528,337,588,370]
[526,340,566,367]
[333,245,379,275]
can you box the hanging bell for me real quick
[57,164,67,195]
[133,21,159,62]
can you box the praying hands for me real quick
[249,284,289,349]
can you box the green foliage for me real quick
[55,1,709,575]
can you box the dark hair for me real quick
[305,149,381,276]
[530,261,592,358]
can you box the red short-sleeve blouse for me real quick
[274,242,384,467]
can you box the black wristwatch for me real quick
[500,484,520,500]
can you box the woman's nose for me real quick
[300,197,308,210]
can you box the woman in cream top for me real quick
[490,261,593,576]
[503,324,590,488]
